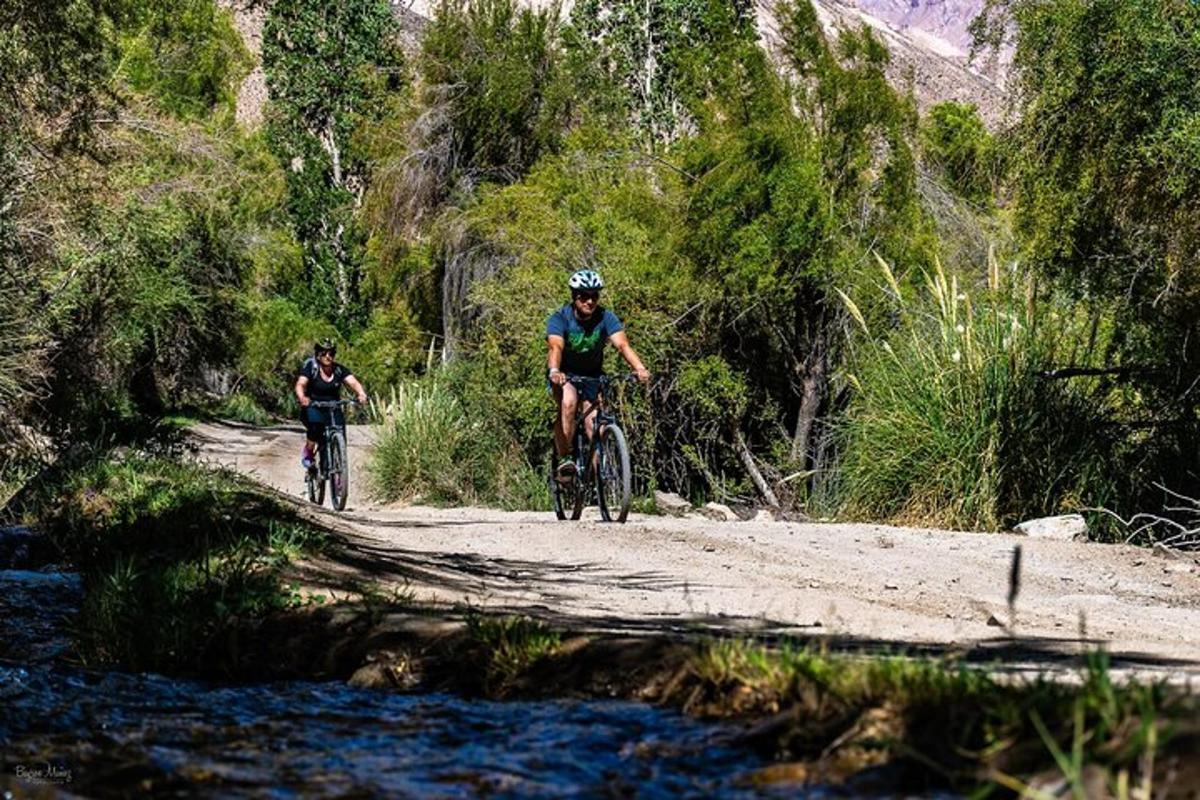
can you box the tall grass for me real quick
[369,381,485,504]
[686,640,1176,794]
[834,252,1117,530]
[25,455,328,670]
[368,378,551,508]
[215,392,273,426]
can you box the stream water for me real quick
[0,527,818,798]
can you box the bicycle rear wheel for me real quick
[596,424,632,523]
[329,430,349,511]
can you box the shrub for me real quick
[368,381,484,504]
[29,454,327,670]
[368,374,552,508]
[920,102,997,205]
[835,253,1119,530]
[215,393,272,426]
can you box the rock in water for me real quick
[1013,514,1088,541]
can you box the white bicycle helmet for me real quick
[567,269,604,291]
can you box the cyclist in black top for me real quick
[294,338,368,469]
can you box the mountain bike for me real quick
[549,374,635,523]
[305,399,358,511]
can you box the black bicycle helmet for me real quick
[314,338,337,355]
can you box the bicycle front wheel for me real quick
[550,450,584,520]
[596,424,632,523]
[329,430,349,511]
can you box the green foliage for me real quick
[369,380,483,504]
[920,101,997,205]
[3,0,294,452]
[239,296,333,403]
[368,376,550,508]
[31,455,327,670]
[677,356,748,425]
[216,393,272,426]
[0,0,137,156]
[263,0,402,322]
[976,0,1200,480]
[422,0,571,186]
[465,612,561,695]
[119,0,251,117]
[690,640,1173,793]
[566,0,756,144]
[836,254,1122,530]
[34,110,291,438]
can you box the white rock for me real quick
[654,490,692,517]
[701,502,740,522]
[1013,514,1088,541]
[750,509,776,523]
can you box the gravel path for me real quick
[192,421,1200,681]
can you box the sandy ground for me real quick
[192,421,1200,681]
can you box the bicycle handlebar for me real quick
[308,399,362,408]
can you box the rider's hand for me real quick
[549,369,567,387]
[635,367,651,385]
[299,395,311,408]
[357,392,368,405]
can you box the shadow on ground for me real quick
[286,516,1198,679]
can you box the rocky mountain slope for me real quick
[801,0,1010,124]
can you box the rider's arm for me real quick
[609,331,650,382]
[344,374,368,404]
[294,374,311,407]
[547,335,567,385]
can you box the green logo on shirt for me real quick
[568,328,602,354]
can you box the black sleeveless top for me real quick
[298,357,352,402]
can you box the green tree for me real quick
[1,0,139,453]
[975,0,1200,498]
[681,0,933,488]
[920,101,996,205]
[368,0,571,356]
[119,0,251,118]
[566,0,755,145]
[262,0,401,323]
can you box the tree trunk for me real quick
[790,336,827,465]
[734,428,780,508]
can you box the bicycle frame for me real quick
[308,400,352,478]
[564,375,623,480]
[305,399,358,511]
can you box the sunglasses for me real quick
[317,349,336,358]
[573,292,600,303]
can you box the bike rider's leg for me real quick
[580,400,600,473]
[553,382,579,479]
[301,411,324,470]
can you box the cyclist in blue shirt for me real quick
[546,270,650,481]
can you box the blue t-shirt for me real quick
[546,305,625,377]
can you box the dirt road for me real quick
[192,421,1200,679]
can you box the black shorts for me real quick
[548,375,603,404]
[301,405,343,439]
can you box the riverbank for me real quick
[195,596,1197,795]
